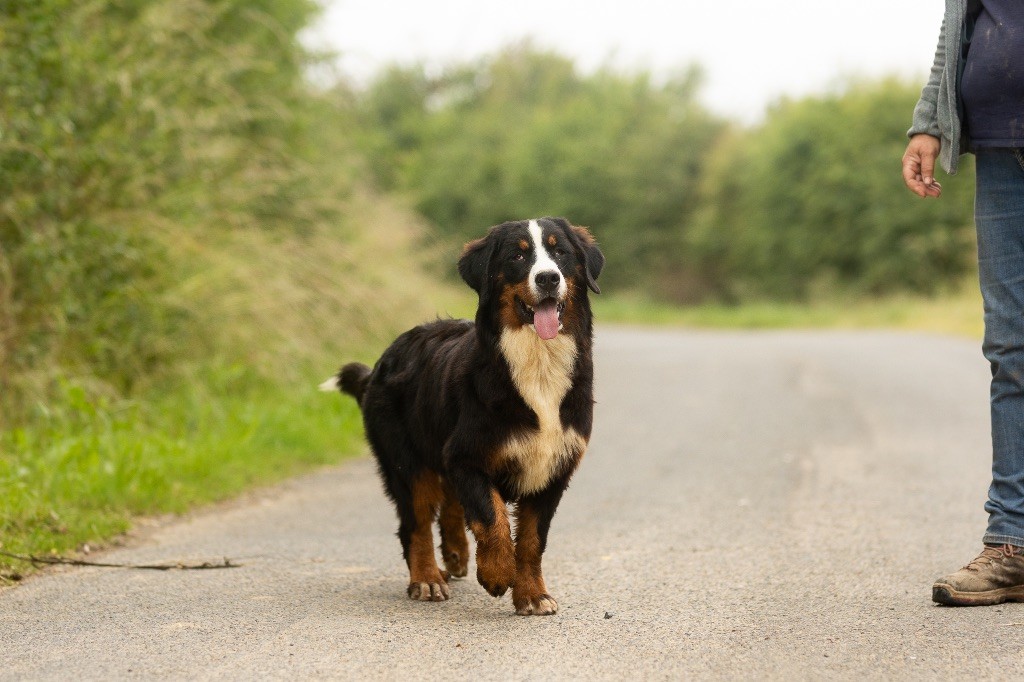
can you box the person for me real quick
[903,0,1024,606]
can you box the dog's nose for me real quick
[534,270,561,294]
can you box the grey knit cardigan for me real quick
[908,0,978,175]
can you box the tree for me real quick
[351,45,725,295]
[688,78,976,301]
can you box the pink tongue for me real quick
[533,299,560,340]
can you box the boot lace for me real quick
[964,544,1021,571]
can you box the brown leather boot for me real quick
[932,544,1024,606]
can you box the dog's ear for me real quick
[458,234,494,294]
[555,219,604,295]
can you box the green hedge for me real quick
[347,52,976,303]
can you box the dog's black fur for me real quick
[323,217,603,615]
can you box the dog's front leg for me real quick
[449,467,516,597]
[512,485,564,615]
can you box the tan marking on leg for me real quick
[438,481,469,578]
[407,473,450,601]
[512,504,558,615]
[470,490,516,597]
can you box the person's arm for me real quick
[903,18,946,198]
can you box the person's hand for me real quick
[902,134,943,198]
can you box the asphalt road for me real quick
[3,327,1023,679]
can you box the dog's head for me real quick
[458,217,604,341]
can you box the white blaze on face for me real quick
[528,219,568,302]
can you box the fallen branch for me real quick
[0,550,240,571]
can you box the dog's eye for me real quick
[553,248,567,259]
[511,253,525,262]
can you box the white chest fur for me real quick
[497,328,586,495]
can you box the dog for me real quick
[320,217,603,615]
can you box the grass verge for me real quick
[594,283,984,339]
[0,371,363,582]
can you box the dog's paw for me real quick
[476,567,510,597]
[514,593,558,616]
[407,580,451,602]
[443,550,469,578]
[475,543,515,597]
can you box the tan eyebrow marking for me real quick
[519,239,529,250]
[547,234,557,247]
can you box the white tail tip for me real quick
[319,376,340,392]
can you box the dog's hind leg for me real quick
[438,481,470,578]
[399,472,450,602]
[364,409,449,601]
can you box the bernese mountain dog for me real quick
[321,217,603,616]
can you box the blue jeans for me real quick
[977,148,1024,547]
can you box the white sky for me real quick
[307,0,944,121]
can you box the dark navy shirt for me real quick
[961,0,1024,148]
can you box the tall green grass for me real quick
[0,0,356,422]
[0,374,362,565]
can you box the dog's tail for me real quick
[319,362,372,404]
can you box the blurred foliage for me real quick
[350,45,726,295]
[0,0,357,423]
[0,2,981,424]
[0,8,979,421]
[689,78,976,301]
[348,54,976,303]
